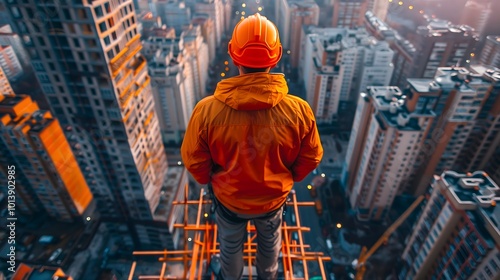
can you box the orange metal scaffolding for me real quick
[127,187,331,280]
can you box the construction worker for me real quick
[181,13,323,280]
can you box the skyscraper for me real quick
[148,42,196,144]
[399,171,500,280]
[181,24,209,101]
[455,66,500,186]
[154,0,192,34]
[191,16,216,64]
[7,0,168,247]
[0,45,23,81]
[342,86,434,221]
[191,0,225,47]
[0,94,94,223]
[390,17,477,88]
[406,67,500,195]
[0,24,30,67]
[274,0,319,68]
[299,26,393,126]
[332,0,368,28]
[367,0,390,22]
[480,36,500,69]
[460,0,491,35]
[0,66,13,96]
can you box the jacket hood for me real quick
[214,73,288,110]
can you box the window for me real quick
[105,2,111,13]
[86,39,97,47]
[67,23,76,33]
[73,38,80,47]
[77,8,87,19]
[107,49,114,60]
[94,6,103,17]
[63,9,71,20]
[81,24,92,35]
[99,22,107,32]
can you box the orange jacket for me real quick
[181,73,323,215]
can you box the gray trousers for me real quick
[215,204,283,280]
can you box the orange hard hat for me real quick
[228,13,282,68]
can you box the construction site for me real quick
[126,187,333,280]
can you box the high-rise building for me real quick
[342,87,434,221]
[409,18,478,80]
[138,11,163,38]
[0,66,13,96]
[181,24,209,101]
[480,36,500,69]
[0,94,94,223]
[191,0,225,47]
[371,15,478,88]
[191,16,216,64]
[332,0,368,28]
[8,0,168,248]
[399,171,500,280]
[299,27,393,125]
[367,0,389,22]
[148,45,196,144]
[460,0,491,35]
[274,0,319,68]
[0,24,29,67]
[0,45,23,81]
[154,0,192,34]
[455,66,500,186]
[357,41,394,94]
[406,67,499,195]
[364,11,416,89]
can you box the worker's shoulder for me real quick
[194,95,219,110]
[282,94,313,112]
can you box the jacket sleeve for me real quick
[181,103,212,184]
[291,108,323,182]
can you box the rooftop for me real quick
[439,171,500,246]
[369,87,423,131]
[417,17,478,39]
[486,35,500,45]
[409,67,496,93]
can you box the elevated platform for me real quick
[127,188,331,279]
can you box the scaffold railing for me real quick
[127,186,331,280]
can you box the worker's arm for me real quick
[291,111,323,182]
[181,103,212,184]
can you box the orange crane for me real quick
[354,195,424,280]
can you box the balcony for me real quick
[109,34,142,75]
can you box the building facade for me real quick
[342,87,434,221]
[275,0,319,68]
[191,0,225,47]
[480,36,500,69]
[0,24,30,67]
[332,0,368,28]
[148,46,196,145]
[406,67,500,196]
[0,95,95,223]
[181,24,209,102]
[367,0,389,22]
[191,16,216,64]
[7,0,168,248]
[154,0,191,35]
[300,26,393,125]
[399,171,500,280]
[0,45,23,81]
[410,18,478,80]
[0,66,13,96]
